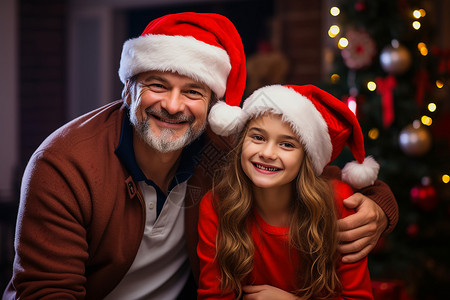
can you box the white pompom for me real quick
[342,156,380,189]
[208,101,244,136]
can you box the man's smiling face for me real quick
[128,70,212,153]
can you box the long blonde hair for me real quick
[212,120,342,299]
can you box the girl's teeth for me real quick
[256,164,278,171]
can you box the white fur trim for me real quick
[208,101,244,136]
[342,156,380,189]
[241,85,332,176]
[118,34,231,98]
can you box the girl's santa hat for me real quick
[118,12,246,106]
[208,84,379,189]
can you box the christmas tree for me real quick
[321,1,450,299]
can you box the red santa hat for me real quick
[208,84,379,189]
[118,12,246,106]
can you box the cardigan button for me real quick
[148,202,155,210]
[128,182,135,194]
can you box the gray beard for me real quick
[129,105,205,153]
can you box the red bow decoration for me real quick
[376,75,397,128]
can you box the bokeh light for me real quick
[442,174,450,184]
[330,6,340,16]
[328,25,340,38]
[367,81,377,91]
[338,37,348,49]
[428,103,436,112]
[368,128,379,140]
[421,115,432,126]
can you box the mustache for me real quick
[145,107,194,123]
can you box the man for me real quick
[3,12,397,299]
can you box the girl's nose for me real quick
[259,142,277,160]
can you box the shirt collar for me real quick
[114,109,205,189]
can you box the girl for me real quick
[197,84,378,299]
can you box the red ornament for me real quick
[354,0,367,11]
[406,223,419,238]
[372,280,413,300]
[410,183,438,212]
[341,29,376,70]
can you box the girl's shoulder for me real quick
[200,190,214,209]
[330,179,355,218]
[330,179,354,198]
[199,190,219,218]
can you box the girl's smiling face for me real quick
[240,113,305,191]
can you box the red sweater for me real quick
[197,180,374,299]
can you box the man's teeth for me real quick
[163,119,180,124]
[157,116,182,124]
[256,164,279,171]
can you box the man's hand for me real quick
[337,193,388,263]
[243,285,300,300]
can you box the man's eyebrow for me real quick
[184,82,209,91]
[141,75,208,91]
[142,75,168,83]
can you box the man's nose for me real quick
[161,90,185,114]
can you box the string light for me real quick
[421,115,432,126]
[436,80,444,88]
[443,174,450,184]
[413,10,422,19]
[412,21,421,30]
[368,128,379,140]
[347,96,357,115]
[367,81,377,91]
[418,42,428,56]
[330,6,340,16]
[428,103,436,112]
[419,9,426,17]
[391,39,400,48]
[338,37,348,49]
[328,25,340,38]
[330,74,340,84]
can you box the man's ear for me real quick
[124,79,132,106]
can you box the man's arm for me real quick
[4,151,89,299]
[354,179,398,234]
[323,165,398,263]
[337,192,389,263]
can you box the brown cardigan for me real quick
[3,101,146,299]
